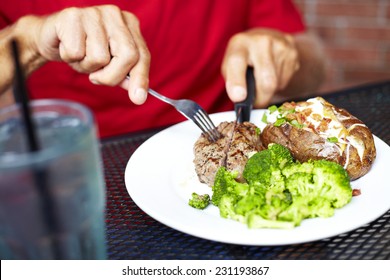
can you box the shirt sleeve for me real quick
[248,0,305,33]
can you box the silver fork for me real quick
[148,88,221,142]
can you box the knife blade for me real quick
[234,67,256,123]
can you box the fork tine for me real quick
[194,109,221,141]
[144,85,221,141]
[197,109,221,139]
[192,115,217,142]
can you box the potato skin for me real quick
[260,105,376,180]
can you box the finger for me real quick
[35,15,62,61]
[89,6,140,86]
[278,52,300,90]
[272,39,299,90]
[55,8,87,63]
[251,39,277,108]
[122,12,150,105]
[221,35,249,103]
[73,8,110,73]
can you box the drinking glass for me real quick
[0,99,107,259]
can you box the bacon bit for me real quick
[285,113,297,121]
[352,189,361,196]
[302,108,313,117]
[297,112,305,124]
[282,102,296,109]
[298,101,311,107]
[318,118,331,132]
[311,113,322,121]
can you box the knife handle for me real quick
[235,67,256,123]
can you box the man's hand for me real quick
[221,28,300,108]
[2,5,150,105]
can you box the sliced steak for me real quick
[226,122,263,182]
[193,121,262,186]
[193,121,235,186]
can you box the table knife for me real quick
[234,67,256,123]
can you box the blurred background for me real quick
[293,0,390,94]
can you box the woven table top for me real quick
[101,80,390,260]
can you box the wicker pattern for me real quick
[102,81,390,259]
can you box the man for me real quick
[0,1,325,137]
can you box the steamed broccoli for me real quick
[192,143,353,229]
[218,195,246,223]
[283,160,352,207]
[211,167,249,206]
[258,189,292,220]
[188,193,210,209]
[278,196,334,226]
[311,160,352,208]
[247,212,295,229]
[243,143,293,186]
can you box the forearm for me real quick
[272,32,326,103]
[0,16,47,96]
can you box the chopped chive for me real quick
[261,113,268,123]
[274,118,286,127]
[290,119,303,128]
[327,137,339,143]
[268,105,278,113]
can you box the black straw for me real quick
[11,40,63,259]
[11,40,39,151]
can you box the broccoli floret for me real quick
[218,195,246,223]
[282,161,314,178]
[243,143,294,186]
[279,196,334,225]
[211,167,249,206]
[247,212,295,229]
[285,160,352,208]
[188,193,210,209]
[311,160,352,208]
[268,143,295,168]
[234,187,265,216]
[285,172,316,198]
[277,197,310,226]
[279,160,352,225]
[259,189,292,220]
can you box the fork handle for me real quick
[147,88,175,105]
[126,74,175,105]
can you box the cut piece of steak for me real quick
[193,121,262,186]
[226,122,263,182]
[193,121,235,186]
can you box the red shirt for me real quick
[0,0,305,138]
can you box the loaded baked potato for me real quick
[260,97,376,180]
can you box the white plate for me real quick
[124,110,390,246]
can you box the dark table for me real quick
[101,80,390,260]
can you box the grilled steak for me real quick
[226,122,262,182]
[193,121,262,186]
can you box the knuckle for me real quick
[123,12,140,29]
[226,53,247,65]
[60,7,82,21]
[261,74,278,93]
[121,46,140,66]
[140,47,151,63]
[100,77,117,87]
[289,48,299,62]
[102,4,121,14]
[131,15,140,26]
[61,48,85,62]
[90,49,111,65]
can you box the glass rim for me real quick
[0,99,95,169]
